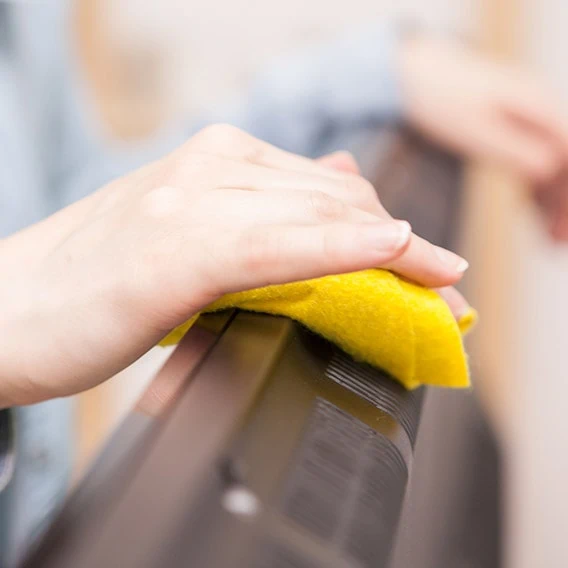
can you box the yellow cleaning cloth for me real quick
[161,268,476,390]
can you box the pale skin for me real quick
[2,36,568,407]
[400,36,568,239]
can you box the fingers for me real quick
[317,151,361,174]
[483,115,561,183]
[531,166,568,241]
[504,90,568,236]
[181,126,383,215]
[187,125,384,213]
[504,81,568,153]
[498,79,568,182]
[199,185,467,288]
[189,188,468,290]
[316,152,470,285]
[201,220,412,297]
[436,286,471,320]
[216,159,386,216]
[190,124,361,181]
[184,125,468,288]
[204,188,380,226]
[540,181,568,241]
[382,233,469,288]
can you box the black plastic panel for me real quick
[281,398,407,567]
[325,352,423,447]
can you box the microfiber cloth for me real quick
[161,268,477,390]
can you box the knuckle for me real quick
[307,190,346,222]
[361,192,384,215]
[242,144,264,164]
[163,151,224,187]
[194,123,246,148]
[343,175,377,206]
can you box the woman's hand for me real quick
[399,35,568,239]
[0,125,468,406]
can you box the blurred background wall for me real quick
[73,1,568,566]
[77,0,475,138]
[505,1,568,565]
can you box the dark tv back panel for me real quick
[22,314,423,568]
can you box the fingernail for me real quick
[436,286,471,320]
[434,246,469,273]
[366,221,411,251]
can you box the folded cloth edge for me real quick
[159,269,476,391]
